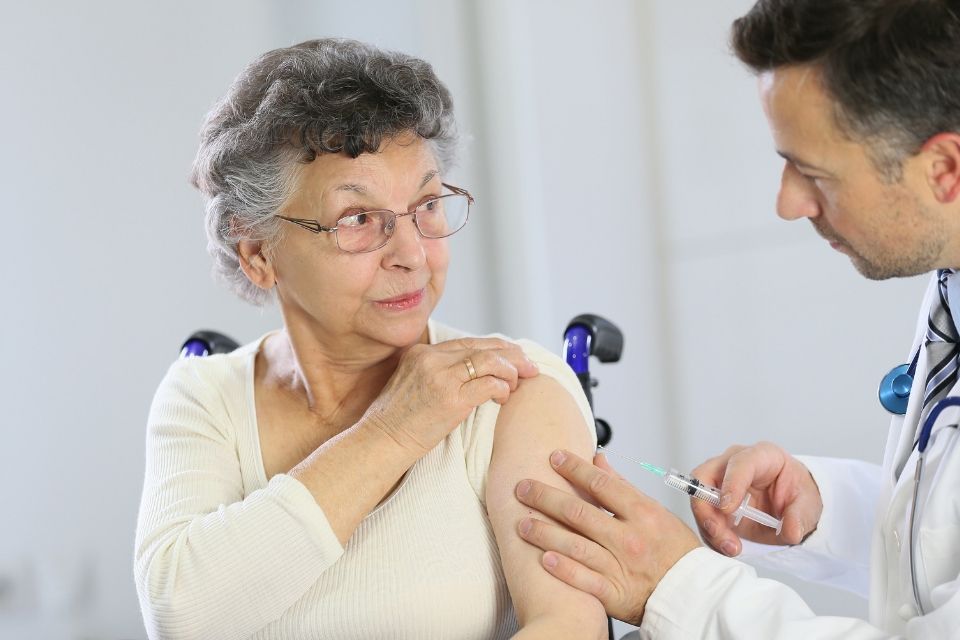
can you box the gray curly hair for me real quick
[190,38,460,305]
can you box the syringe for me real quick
[598,447,783,535]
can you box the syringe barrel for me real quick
[664,470,784,535]
[664,470,721,507]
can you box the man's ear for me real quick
[921,133,960,203]
[237,239,276,291]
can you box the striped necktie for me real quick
[920,269,959,420]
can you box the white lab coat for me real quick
[639,272,960,639]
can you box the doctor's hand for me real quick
[514,450,700,626]
[690,441,822,556]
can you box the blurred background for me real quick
[1,0,927,638]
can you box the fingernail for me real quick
[719,493,732,510]
[550,450,566,467]
[518,518,532,535]
[720,541,737,557]
[516,480,531,497]
[794,518,806,543]
[526,357,539,369]
[542,552,558,569]
[702,519,718,537]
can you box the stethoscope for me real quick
[879,351,960,615]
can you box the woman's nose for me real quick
[382,213,426,270]
[776,162,820,221]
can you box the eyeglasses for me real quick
[276,183,473,254]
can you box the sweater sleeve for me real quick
[134,357,344,640]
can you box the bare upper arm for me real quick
[485,373,607,638]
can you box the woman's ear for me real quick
[237,239,276,291]
[921,133,960,203]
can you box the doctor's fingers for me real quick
[692,507,791,556]
[688,446,749,550]
[690,500,744,557]
[778,483,824,545]
[517,516,619,578]
[535,550,638,624]
[544,449,649,517]
[690,443,788,554]
[715,442,792,514]
[690,445,749,489]
[541,550,646,627]
[515,479,624,549]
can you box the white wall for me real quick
[1,1,927,638]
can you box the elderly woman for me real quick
[135,39,605,639]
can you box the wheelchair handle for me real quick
[563,314,624,403]
[563,314,623,448]
[567,314,624,364]
[180,330,240,358]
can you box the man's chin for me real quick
[849,255,928,281]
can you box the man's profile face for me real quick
[759,64,946,280]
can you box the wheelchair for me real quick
[179,314,625,638]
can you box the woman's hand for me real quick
[364,337,540,456]
[689,441,823,555]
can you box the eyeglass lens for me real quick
[336,192,470,253]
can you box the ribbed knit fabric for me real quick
[134,320,596,639]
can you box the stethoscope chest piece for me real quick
[879,363,914,415]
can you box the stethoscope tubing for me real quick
[881,348,960,616]
[909,452,926,615]
[903,394,960,616]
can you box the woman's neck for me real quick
[262,323,427,425]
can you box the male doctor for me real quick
[514,0,960,637]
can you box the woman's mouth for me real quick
[374,288,425,311]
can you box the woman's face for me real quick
[268,133,450,351]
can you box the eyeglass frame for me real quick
[275,182,474,254]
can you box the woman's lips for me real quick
[374,288,425,311]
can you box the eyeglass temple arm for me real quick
[275,215,335,234]
[442,183,474,204]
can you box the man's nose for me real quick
[776,162,821,221]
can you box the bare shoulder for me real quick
[488,374,596,511]
[494,370,595,453]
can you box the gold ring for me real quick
[463,357,478,381]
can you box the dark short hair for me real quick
[191,38,458,305]
[732,0,960,178]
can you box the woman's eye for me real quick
[340,212,369,228]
